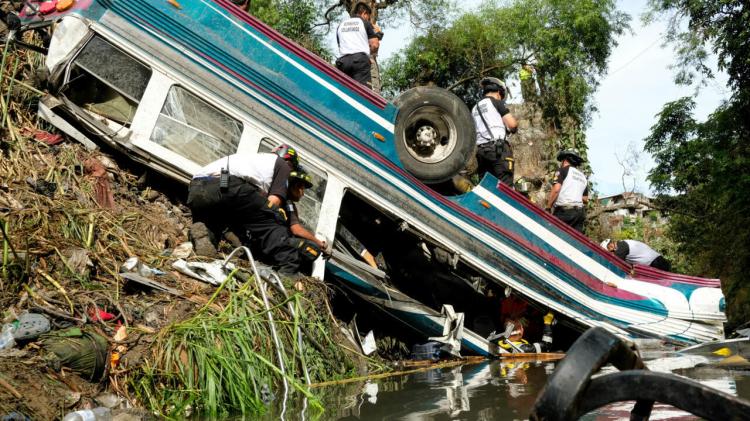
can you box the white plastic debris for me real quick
[361,330,377,356]
[170,242,193,259]
[172,259,236,286]
[121,257,165,277]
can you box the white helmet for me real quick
[600,239,611,249]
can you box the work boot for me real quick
[190,222,218,257]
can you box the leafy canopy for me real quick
[382,0,629,132]
[644,0,749,328]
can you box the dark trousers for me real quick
[650,255,672,272]
[335,52,372,87]
[476,141,514,187]
[187,177,302,274]
[553,206,586,233]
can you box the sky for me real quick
[328,0,730,197]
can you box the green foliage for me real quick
[645,0,750,329]
[251,0,332,60]
[133,275,357,417]
[382,0,630,136]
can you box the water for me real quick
[261,355,750,420]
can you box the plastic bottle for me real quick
[61,407,112,421]
[0,324,16,351]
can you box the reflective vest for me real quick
[337,17,369,56]
[472,97,507,145]
[555,166,588,207]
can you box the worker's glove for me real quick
[288,238,322,262]
[266,201,287,224]
[543,312,556,326]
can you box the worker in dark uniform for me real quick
[336,2,380,88]
[601,239,672,272]
[186,144,305,275]
[282,168,328,270]
[546,149,589,232]
[472,77,518,187]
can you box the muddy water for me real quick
[261,356,750,420]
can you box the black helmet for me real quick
[289,167,313,188]
[272,144,299,170]
[556,148,584,166]
[480,77,509,97]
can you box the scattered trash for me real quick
[172,259,235,286]
[88,306,116,322]
[25,177,57,198]
[170,242,193,259]
[42,328,109,382]
[62,407,111,421]
[119,272,183,297]
[11,313,51,340]
[83,157,116,209]
[33,130,64,146]
[361,330,377,356]
[0,412,31,421]
[120,257,165,277]
[0,325,16,351]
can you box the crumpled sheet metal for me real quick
[172,259,236,286]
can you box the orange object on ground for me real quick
[56,0,75,11]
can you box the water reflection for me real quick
[256,356,750,420]
[313,360,554,420]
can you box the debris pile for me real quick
[0,44,363,419]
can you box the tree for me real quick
[644,0,749,329]
[382,0,630,151]
[245,0,333,59]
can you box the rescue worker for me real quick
[491,311,555,353]
[186,144,307,275]
[472,77,518,187]
[601,239,672,272]
[336,2,381,88]
[283,168,328,270]
[546,149,589,232]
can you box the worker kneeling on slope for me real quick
[186,145,314,276]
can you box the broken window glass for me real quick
[150,86,243,165]
[65,36,152,125]
[73,36,151,101]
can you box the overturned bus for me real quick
[11,0,726,355]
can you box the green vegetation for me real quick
[246,0,333,60]
[133,274,361,417]
[382,0,629,158]
[644,0,749,328]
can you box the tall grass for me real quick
[133,273,358,417]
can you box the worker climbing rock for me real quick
[546,149,589,233]
[472,77,518,187]
[186,144,307,276]
[336,1,381,88]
